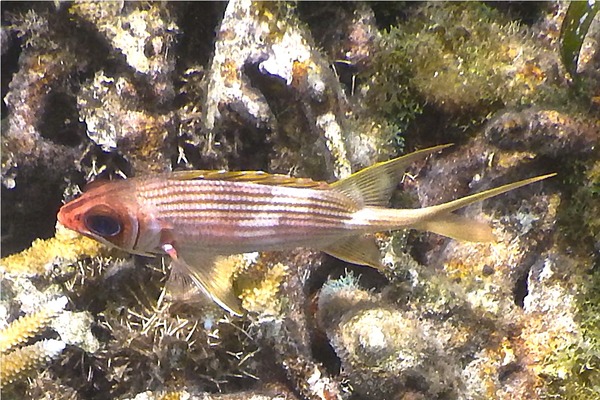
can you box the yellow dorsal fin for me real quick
[169,170,330,189]
[331,144,453,207]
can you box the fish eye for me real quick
[84,214,121,237]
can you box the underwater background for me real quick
[1,1,599,399]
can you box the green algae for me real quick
[358,20,421,146]
[363,2,573,138]
[548,160,600,398]
[556,159,600,254]
[560,1,600,78]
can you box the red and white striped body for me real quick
[134,178,360,255]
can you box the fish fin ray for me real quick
[391,173,555,241]
[422,173,557,216]
[413,213,496,242]
[323,235,384,269]
[167,252,243,316]
[331,144,453,207]
[169,170,329,189]
[165,262,203,303]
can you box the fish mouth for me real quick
[57,205,95,241]
[56,209,71,230]
[56,206,67,226]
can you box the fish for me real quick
[57,144,555,315]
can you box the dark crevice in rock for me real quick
[513,269,530,308]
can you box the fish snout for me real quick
[57,205,67,226]
[57,204,81,231]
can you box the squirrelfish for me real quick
[57,144,554,315]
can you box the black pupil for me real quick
[85,214,121,237]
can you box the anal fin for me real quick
[323,235,384,269]
[165,251,244,316]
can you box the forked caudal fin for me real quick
[323,146,555,268]
[410,173,557,241]
[355,173,557,242]
[322,173,555,270]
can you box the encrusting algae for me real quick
[2,1,598,399]
[235,255,289,315]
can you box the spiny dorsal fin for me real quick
[169,170,330,189]
[331,144,453,207]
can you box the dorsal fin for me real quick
[331,144,453,207]
[169,170,330,189]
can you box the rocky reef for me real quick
[1,2,599,399]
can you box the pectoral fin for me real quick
[163,245,243,316]
[323,235,384,269]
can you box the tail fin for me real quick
[412,212,496,242]
[414,173,556,241]
[415,173,556,217]
[360,173,556,242]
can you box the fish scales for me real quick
[135,178,356,250]
[139,179,354,210]
[57,144,555,315]
[145,195,351,216]
[138,180,354,217]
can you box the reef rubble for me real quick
[1,2,599,399]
